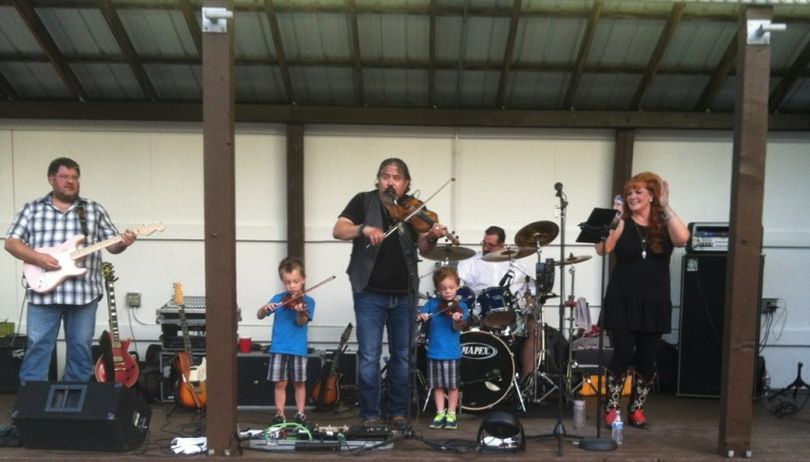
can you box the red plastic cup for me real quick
[239,337,252,353]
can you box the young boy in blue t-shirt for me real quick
[417,266,468,429]
[257,256,315,426]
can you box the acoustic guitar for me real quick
[311,323,353,409]
[94,262,139,387]
[23,223,164,294]
[173,283,207,410]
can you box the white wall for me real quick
[0,121,807,388]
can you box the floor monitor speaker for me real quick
[12,381,151,451]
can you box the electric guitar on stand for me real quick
[94,262,139,387]
[311,323,353,410]
[173,283,207,410]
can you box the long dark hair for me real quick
[374,157,411,194]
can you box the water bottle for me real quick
[611,409,624,445]
[573,399,586,429]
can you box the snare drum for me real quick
[477,287,517,330]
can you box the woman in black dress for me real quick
[596,172,690,429]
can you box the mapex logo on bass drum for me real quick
[462,342,497,360]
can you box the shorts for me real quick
[427,359,460,389]
[267,353,307,383]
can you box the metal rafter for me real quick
[264,0,294,102]
[427,0,436,107]
[694,35,737,112]
[12,0,87,101]
[769,35,810,113]
[454,0,471,108]
[562,0,603,109]
[99,0,158,101]
[348,0,364,106]
[628,2,685,111]
[495,0,521,108]
[0,71,17,100]
[178,0,202,56]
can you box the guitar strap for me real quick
[76,201,89,237]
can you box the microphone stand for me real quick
[529,184,582,456]
[573,208,620,452]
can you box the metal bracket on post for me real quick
[202,7,233,33]
[747,19,786,45]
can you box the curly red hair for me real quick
[623,172,666,254]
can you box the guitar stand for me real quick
[770,362,810,400]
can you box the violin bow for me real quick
[275,275,336,309]
[379,177,456,242]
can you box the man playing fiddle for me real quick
[333,158,447,431]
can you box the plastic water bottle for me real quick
[611,409,624,445]
[573,399,586,429]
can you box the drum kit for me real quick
[417,220,594,412]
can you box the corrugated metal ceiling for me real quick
[0,0,807,125]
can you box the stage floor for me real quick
[1,388,809,461]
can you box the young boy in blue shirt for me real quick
[417,266,468,429]
[256,257,315,426]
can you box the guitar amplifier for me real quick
[156,296,241,324]
[236,351,322,409]
[159,324,206,351]
[0,336,57,392]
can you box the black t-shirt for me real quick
[340,191,412,293]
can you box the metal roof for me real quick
[0,0,808,127]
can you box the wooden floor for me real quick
[2,386,809,461]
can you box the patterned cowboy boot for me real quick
[627,371,656,429]
[603,369,625,428]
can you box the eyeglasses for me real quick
[481,240,501,249]
[55,174,79,182]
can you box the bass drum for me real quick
[460,330,515,411]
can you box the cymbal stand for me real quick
[563,265,597,399]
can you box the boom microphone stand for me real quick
[574,207,619,452]
[530,183,582,456]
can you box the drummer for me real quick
[457,226,538,379]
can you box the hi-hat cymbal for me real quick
[515,221,559,248]
[553,254,592,266]
[482,246,536,262]
[421,245,475,262]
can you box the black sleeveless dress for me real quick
[602,218,674,333]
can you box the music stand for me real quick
[574,208,619,452]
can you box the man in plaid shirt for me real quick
[5,157,137,382]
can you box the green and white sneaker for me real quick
[429,410,446,429]
[443,412,458,430]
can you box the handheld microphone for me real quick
[610,194,624,229]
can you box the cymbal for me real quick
[421,245,475,262]
[515,221,559,248]
[482,246,536,262]
[554,254,592,266]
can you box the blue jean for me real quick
[353,291,414,420]
[20,301,98,382]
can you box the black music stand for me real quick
[574,208,618,451]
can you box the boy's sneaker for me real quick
[443,412,458,430]
[429,411,446,429]
[271,414,285,425]
[294,412,307,426]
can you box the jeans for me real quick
[353,291,414,420]
[20,301,98,382]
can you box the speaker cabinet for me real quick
[677,254,763,398]
[678,254,727,397]
[12,381,151,451]
[237,352,322,409]
[0,336,58,392]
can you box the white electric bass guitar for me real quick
[23,223,165,294]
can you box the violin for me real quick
[382,187,460,245]
[262,275,336,314]
[438,298,464,317]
